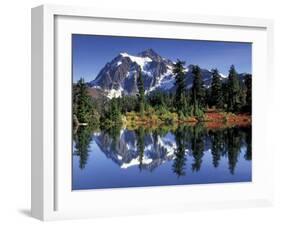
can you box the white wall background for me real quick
[0,0,280,225]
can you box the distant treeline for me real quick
[73,61,252,127]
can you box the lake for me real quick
[72,125,252,190]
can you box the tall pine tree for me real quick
[227,65,240,112]
[210,68,223,109]
[137,69,145,116]
[173,60,187,114]
[110,97,122,125]
[191,65,205,116]
[73,78,99,125]
[244,74,252,113]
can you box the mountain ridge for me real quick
[86,48,250,99]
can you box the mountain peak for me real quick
[137,48,162,61]
[139,48,157,54]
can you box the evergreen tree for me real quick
[227,65,241,112]
[244,74,252,113]
[205,88,212,108]
[137,70,145,116]
[184,91,193,116]
[238,82,247,111]
[173,60,187,114]
[191,65,205,116]
[210,68,223,109]
[73,78,99,125]
[222,82,229,110]
[147,91,172,111]
[110,97,122,124]
[120,95,138,113]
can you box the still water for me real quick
[72,125,251,190]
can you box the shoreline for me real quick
[124,111,251,129]
[73,111,251,133]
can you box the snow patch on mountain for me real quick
[157,135,177,157]
[117,155,123,160]
[125,70,135,79]
[106,86,123,99]
[121,156,153,169]
[148,74,173,92]
[92,85,102,89]
[158,76,175,90]
[147,66,174,93]
[126,142,137,152]
[219,72,228,78]
[120,52,152,70]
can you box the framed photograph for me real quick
[31,4,274,221]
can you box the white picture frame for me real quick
[31,4,274,221]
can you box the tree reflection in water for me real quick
[172,126,187,177]
[73,126,93,169]
[73,125,252,176]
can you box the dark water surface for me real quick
[72,125,252,190]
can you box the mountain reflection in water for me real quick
[72,125,252,190]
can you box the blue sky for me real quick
[72,34,252,82]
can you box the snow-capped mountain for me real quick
[89,48,174,98]
[88,48,247,99]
